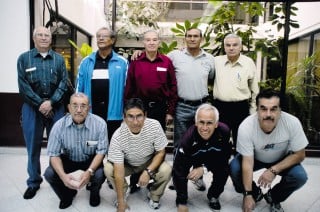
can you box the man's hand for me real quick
[187,166,204,182]
[131,50,143,61]
[77,170,91,189]
[242,195,256,212]
[165,114,173,126]
[117,201,130,212]
[61,173,80,190]
[39,100,53,118]
[138,170,150,187]
[257,169,276,188]
[177,204,189,212]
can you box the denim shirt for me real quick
[17,48,68,108]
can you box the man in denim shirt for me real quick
[17,26,68,199]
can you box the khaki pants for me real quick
[104,160,172,202]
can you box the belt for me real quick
[178,97,208,106]
[144,101,166,108]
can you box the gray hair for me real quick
[70,92,89,103]
[33,26,51,38]
[96,27,117,39]
[195,103,219,124]
[143,29,160,40]
[224,33,242,45]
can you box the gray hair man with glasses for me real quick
[44,92,108,209]
[17,26,68,200]
[104,98,172,211]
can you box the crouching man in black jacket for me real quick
[173,103,232,212]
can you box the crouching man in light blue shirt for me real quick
[44,92,108,209]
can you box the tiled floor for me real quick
[0,147,319,212]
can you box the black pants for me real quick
[144,101,167,131]
[44,156,105,202]
[172,149,230,205]
[213,99,249,147]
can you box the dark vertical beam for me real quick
[280,0,291,109]
[29,0,35,49]
[111,0,116,31]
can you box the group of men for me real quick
[17,26,308,212]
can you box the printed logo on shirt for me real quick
[26,67,36,72]
[157,67,167,72]
[262,140,289,151]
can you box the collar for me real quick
[224,54,244,66]
[31,48,53,59]
[183,48,207,58]
[139,52,163,62]
[96,51,113,61]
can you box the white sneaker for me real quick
[193,178,206,191]
[113,188,130,207]
[270,202,284,212]
[149,199,160,209]
[147,192,160,209]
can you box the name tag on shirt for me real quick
[92,69,109,79]
[157,67,167,72]
[26,67,36,72]
[86,140,98,146]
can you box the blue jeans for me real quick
[21,103,64,188]
[174,102,200,148]
[230,154,308,203]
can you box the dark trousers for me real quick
[213,99,249,147]
[144,101,167,131]
[44,156,105,202]
[172,149,229,205]
[107,120,122,142]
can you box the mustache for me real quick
[263,116,274,121]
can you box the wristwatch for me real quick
[88,168,95,176]
[243,190,253,196]
[145,168,155,178]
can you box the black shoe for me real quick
[253,187,263,202]
[86,182,92,190]
[90,191,100,207]
[23,187,40,199]
[168,183,175,190]
[264,189,273,204]
[209,197,221,211]
[129,184,141,194]
[106,180,113,190]
[193,178,206,191]
[59,199,73,209]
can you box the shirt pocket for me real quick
[82,140,98,155]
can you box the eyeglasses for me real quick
[96,34,111,39]
[35,33,51,38]
[126,114,145,122]
[71,104,88,111]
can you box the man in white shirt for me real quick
[230,89,308,212]
[104,98,172,211]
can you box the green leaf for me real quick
[176,23,185,31]
[184,20,191,30]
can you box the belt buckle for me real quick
[148,102,156,107]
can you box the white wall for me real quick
[0,0,29,93]
[290,2,320,39]
[0,0,108,93]
[51,0,108,50]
